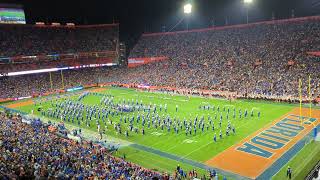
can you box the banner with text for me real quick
[128,56,169,68]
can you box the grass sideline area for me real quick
[6,87,318,179]
[272,141,320,180]
[114,146,209,176]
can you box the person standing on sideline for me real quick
[287,166,292,179]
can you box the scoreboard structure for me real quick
[0,4,26,24]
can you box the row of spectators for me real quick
[0,64,317,102]
[0,111,168,179]
[1,17,320,101]
[125,18,320,99]
[0,24,118,57]
[0,68,104,99]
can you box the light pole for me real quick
[184,3,192,30]
[244,0,252,24]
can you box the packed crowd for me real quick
[0,111,168,179]
[0,56,115,74]
[1,17,320,101]
[123,18,320,99]
[0,68,104,99]
[0,24,118,57]
[0,24,118,74]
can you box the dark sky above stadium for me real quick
[2,0,320,45]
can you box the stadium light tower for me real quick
[184,3,192,14]
[244,0,253,24]
[184,3,192,31]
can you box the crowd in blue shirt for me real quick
[0,112,167,179]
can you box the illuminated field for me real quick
[6,87,319,179]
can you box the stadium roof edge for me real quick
[0,3,23,8]
[142,16,320,37]
[0,23,119,28]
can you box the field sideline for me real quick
[3,87,319,179]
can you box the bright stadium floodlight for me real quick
[244,0,253,24]
[184,3,192,31]
[184,3,192,14]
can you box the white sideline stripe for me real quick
[27,114,133,147]
[273,142,320,179]
[125,152,169,172]
[181,141,213,159]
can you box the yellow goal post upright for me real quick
[308,75,318,140]
[308,75,312,119]
[303,75,318,140]
[299,78,302,125]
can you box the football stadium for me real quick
[1,0,320,179]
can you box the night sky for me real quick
[2,0,320,50]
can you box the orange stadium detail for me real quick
[206,108,320,179]
[6,100,34,108]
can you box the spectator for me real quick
[0,111,164,179]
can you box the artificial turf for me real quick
[11,87,299,178]
[272,141,320,180]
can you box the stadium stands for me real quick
[1,16,320,180]
[0,68,106,99]
[0,24,119,73]
[1,17,320,101]
[126,17,320,99]
[0,24,118,57]
[0,111,167,179]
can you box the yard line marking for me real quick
[181,141,213,159]
[291,143,320,179]
[165,116,255,154]
[126,153,169,172]
[179,119,255,159]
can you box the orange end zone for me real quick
[206,108,320,179]
[6,100,34,108]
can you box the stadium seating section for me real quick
[0,24,118,57]
[1,17,320,100]
[0,112,167,179]
[126,17,320,99]
[1,17,320,179]
[0,24,119,73]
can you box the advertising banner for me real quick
[128,56,169,68]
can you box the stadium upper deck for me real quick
[124,16,320,98]
[0,23,119,57]
[0,23,119,73]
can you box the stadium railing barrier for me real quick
[305,160,320,180]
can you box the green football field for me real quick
[7,87,318,179]
[273,141,320,180]
[0,10,25,18]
